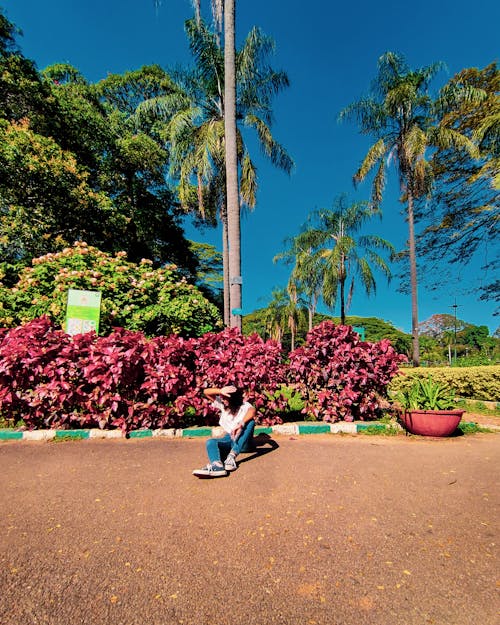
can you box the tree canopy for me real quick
[421,63,499,310]
[0,11,199,287]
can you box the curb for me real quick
[0,421,497,442]
[0,422,374,441]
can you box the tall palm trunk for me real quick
[339,277,346,325]
[308,307,313,331]
[407,192,420,366]
[223,0,242,330]
[339,255,347,325]
[221,202,230,326]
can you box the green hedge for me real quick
[389,365,500,402]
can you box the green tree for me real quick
[0,9,19,55]
[0,118,122,269]
[461,325,490,350]
[261,286,305,351]
[188,240,223,305]
[340,52,479,366]
[41,63,112,174]
[264,288,288,343]
[278,196,394,325]
[0,10,54,133]
[91,65,199,270]
[0,11,199,277]
[274,233,323,331]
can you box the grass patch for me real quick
[457,399,500,417]
[51,435,84,443]
[51,430,90,442]
[357,422,400,436]
[458,422,493,435]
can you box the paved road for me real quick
[1,434,498,625]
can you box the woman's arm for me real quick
[203,385,236,399]
[239,405,256,427]
[231,405,256,439]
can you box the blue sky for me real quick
[2,0,499,334]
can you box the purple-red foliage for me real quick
[0,318,406,430]
[288,321,407,422]
[0,317,71,425]
[0,318,180,431]
[0,318,288,430]
[188,328,288,425]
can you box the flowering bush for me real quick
[0,242,221,337]
[288,321,407,421]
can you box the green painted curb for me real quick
[356,423,387,431]
[255,426,273,434]
[298,424,331,434]
[0,430,23,440]
[182,427,213,437]
[128,429,153,438]
[54,430,90,439]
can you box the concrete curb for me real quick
[0,422,380,441]
[1,420,497,441]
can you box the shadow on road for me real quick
[237,432,279,465]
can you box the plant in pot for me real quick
[393,376,464,437]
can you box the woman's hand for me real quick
[230,423,244,440]
[220,385,237,397]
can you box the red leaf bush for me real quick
[0,318,179,431]
[188,328,288,425]
[0,318,406,430]
[287,321,407,421]
[0,318,288,430]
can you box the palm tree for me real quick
[274,234,323,331]
[279,196,394,326]
[339,52,478,365]
[264,286,305,350]
[223,0,240,328]
[284,280,308,351]
[264,288,287,342]
[138,17,292,326]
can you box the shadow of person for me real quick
[237,432,279,465]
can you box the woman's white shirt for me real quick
[213,397,253,434]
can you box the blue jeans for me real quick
[206,420,255,465]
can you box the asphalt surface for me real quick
[1,433,499,625]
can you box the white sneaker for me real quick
[192,463,227,478]
[224,454,238,472]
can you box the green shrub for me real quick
[389,366,500,402]
[458,422,493,434]
[452,355,495,367]
[264,384,306,421]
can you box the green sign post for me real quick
[353,325,366,341]
[66,289,102,336]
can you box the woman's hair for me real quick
[226,387,244,413]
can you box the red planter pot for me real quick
[401,409,464,437]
